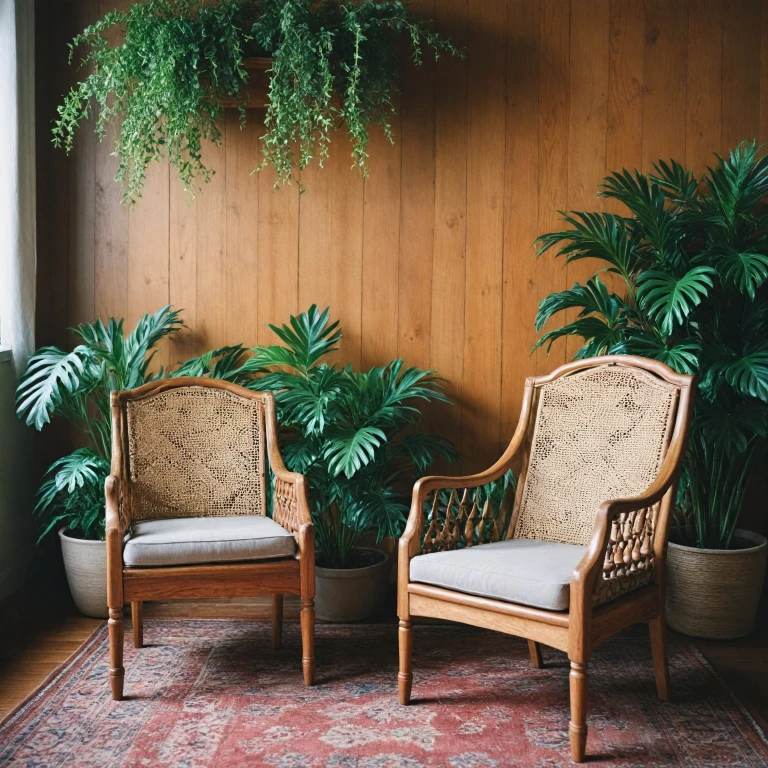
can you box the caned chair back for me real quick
[512,359,682,547]
[112,379,267,524]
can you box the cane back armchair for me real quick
[398,356,695,762]
[106,377,315,701]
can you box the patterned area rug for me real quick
[1,620,766,767]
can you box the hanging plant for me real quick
[53,0,462,203]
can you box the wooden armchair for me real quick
[398,356,695,762]
[105,378,315,701]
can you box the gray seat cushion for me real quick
[409,539,587,611]
[123,515,296,567]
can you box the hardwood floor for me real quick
[2,567,766,731]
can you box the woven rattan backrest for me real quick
[513,363,679,546]
[123,385,266,521]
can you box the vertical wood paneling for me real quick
[361,116,401,368]
[94,117,129,325]
[127,163,170,369]
[686,0,722,176]
[565,0,610,359]
[462,0,506,470]
[225,114,261,347]
[93,0,130,326]
[642,0,688,170]
[501,0,540,442]
[605,0,645,187]
[168,179,198,365]
[398,0,436,371]
[257,124,300,348]
[298,155,332,318]
[327,141,364,369]
[721,1,762,151]
[534,0,570,375]
[66,0,96,340]
[37,0,768,471]
[195,141,228,352]
[431,0,468,454]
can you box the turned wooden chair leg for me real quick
[272,594,284,650]
[569,660,588,763]
[527,639,544,669]
[398,619,413,705]
[649,614,670,701]
[300,597,315,686]
[108,606,125,700]
[131,601,143,649]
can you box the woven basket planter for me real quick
[59,528,109,619]
[666,528,767,639]
[315,548,390,622]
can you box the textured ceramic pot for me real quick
[59,528,109,619]
[666,528,767,640]
[315,548,390,622]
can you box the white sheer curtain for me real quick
[0,0,36,600]
[0,0,36,375]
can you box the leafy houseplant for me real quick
[54,0,462,203]
[15,307,184,617]
[17,307,184,542]
[176,305,457,573]
[533,142,768,638]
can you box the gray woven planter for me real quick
[666,528,767,640]
[315,548,390,622]
[59,528,109,619]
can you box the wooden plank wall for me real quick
[36,0,768,473]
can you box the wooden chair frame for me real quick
[397,356,695,762]
[106,377,315,700]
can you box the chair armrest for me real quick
[399,404,530,563]
[571,454,685,603]
[262,392,313,535]
[105,475,121,536]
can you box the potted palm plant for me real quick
[177,306,457,621]
[53,0,462,204]
[16,307,183,618]
[533,141,768,639]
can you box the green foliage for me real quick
[17,307,184,541]
[53,0,250,204]
[255,0,462,185]
[182,305,458,568]
[534,140,768,550]
[53,0,462,202]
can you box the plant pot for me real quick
[666,528,768,640]
[59,528,109,619]
[315,547,390,622]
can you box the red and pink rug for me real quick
[1,620,766,766]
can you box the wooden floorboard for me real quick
[2,570,766,730]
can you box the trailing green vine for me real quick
[53,0,462,203]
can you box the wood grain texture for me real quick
[35,0,768,473]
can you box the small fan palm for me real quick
[17,307,183,541]
[177,306,458,568]
[535,140,768,549]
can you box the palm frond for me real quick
[323,424,387,478]
[703,346,768,402]
[710,245,768,299]
[636,266,715,334]
[15,346,95,430]
[534,277,631,332]
[534,211,643,281]
[265,305,341,374]
[608,329,701,374]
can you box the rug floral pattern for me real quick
[0,621,766,766]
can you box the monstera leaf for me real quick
[636,266,716,334]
